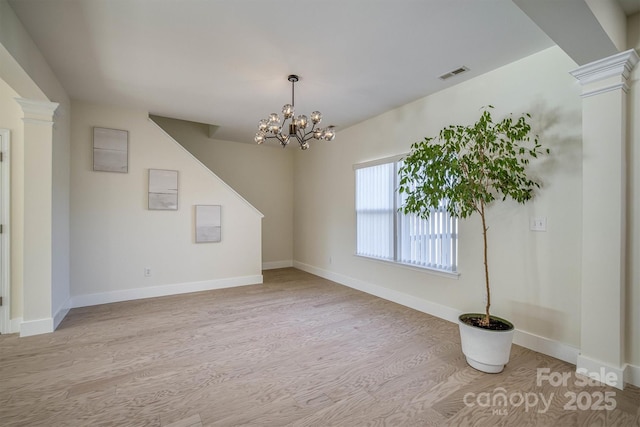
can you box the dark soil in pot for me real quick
[460,313,514,331]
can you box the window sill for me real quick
[354,254,460,279]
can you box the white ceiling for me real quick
[7,0,636,144]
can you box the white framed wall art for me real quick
[93,127,129,173]
[195,205,221,243]
[148,169,179,210]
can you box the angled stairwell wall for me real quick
[149,115,294,270]
[70,101,263,307]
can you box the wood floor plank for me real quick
[0,268,638,426]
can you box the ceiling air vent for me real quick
[439,66,469,80]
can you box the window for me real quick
[355,156,458,273]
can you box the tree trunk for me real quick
[480,202,491,326]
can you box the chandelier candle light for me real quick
[255,74,336,149]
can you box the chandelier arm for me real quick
[300,122,318,141]
[265,134,282,141]
[299,124,317,142]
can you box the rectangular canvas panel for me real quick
[195,205,221,243]
[93,127,128,172]
[148,169,178,210]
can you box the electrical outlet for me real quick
[530,217,547,232]
[144,267,151,277]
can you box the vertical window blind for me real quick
[355,157,458,272]
[355,163,395,260]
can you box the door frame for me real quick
[0,129,10,334]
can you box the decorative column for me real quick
[570,49,638,390]
[15,98,59,337]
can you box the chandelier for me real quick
[255,74,336,150]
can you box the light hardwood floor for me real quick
[1,268,639,426]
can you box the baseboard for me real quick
[294,261,460,323]
[625,363,640,388]
[262,260,294,270]
[9,317,22,334]
[11,300,71,337]
[20,317,54,337]
[513,329,579,365]
[53,298,71,330]
[293,261,582,372]
[576,354,627,390]
[71,275,263,308]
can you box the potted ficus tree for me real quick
[398,106,548,373]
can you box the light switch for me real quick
[530,217,547,232]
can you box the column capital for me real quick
[15,98,60,126]
[569,49,638,97]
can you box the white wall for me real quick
[0,1,47,102]
[294,46,583,352]
[149,117,294,269]
[52,96,71,326]
[627,12,640,368]
[70,101,263,304]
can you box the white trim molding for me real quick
[20,317,54,337]
[262,260,294,270]
[353,153,406,170]
[626,364,640,388]
[10,317,22,334]
[294,261,460,323]
[570,49,639,96]
[53,298,71,330]
[513,330,579,365]
[71,275,263,308]
[576,354,626,390]
[579,83,628,99]
[15,98,60,125]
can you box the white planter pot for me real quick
[458,313,515,373]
